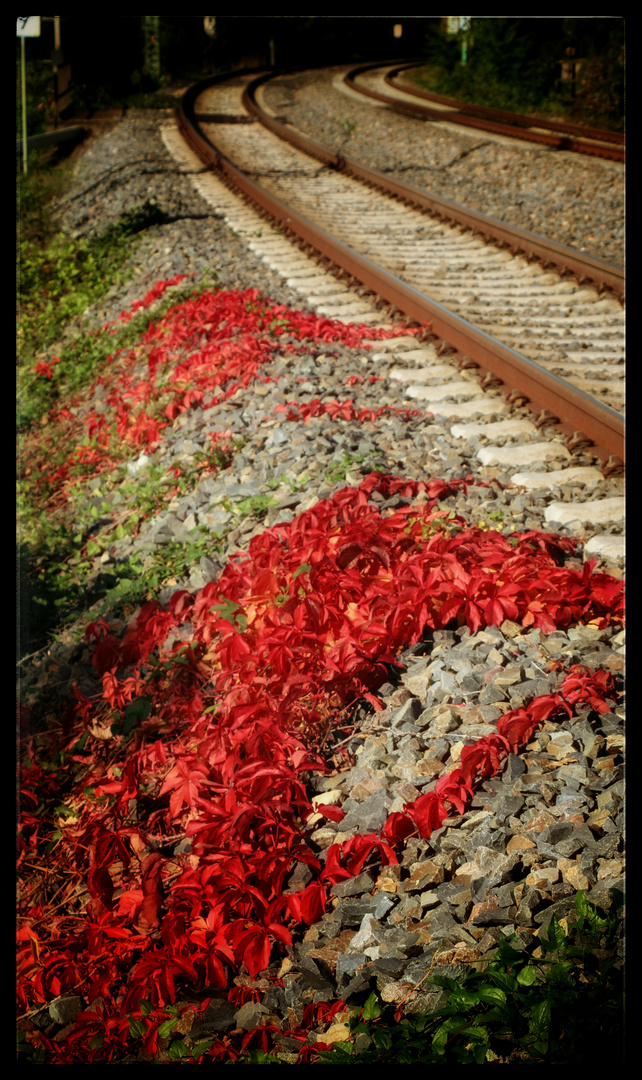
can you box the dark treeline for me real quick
[20,16,431,102]
[423,17,624,129]
[18,16,624,129]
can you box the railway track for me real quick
[167,69,624,567]
[345,61,625,163]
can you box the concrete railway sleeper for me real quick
[166,69,624,567]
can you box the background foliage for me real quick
[420,16,624,130]
[16,17,624,129]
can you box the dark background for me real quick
[17,16,624,129]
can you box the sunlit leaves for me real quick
[17,278,625,1062]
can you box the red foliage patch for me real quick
[17,285,624,1064]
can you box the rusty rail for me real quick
[344,61,624,164]
[243,73,624,300]
[178,75,624,467]
[386,62,625,147]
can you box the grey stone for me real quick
[391,698,424,728]
[494,795,525,823]
[297,956,335,991]
[471,905,513,925]
[373,955,408,977]
[48,995,83,1026]
[192,998,236,1036]
[330,872,375,899]
[234,1002,271,1031]
[426,908,460,939]
[349,914,383,952]
[339,789,391,835]
[479,686,508,705]
[336,896,387,928]
[502,754,527,781]
[539,822,575,846]
[592,833,622,858]
[341,966,376,1000]
[508,678,553,704]
[533,896,578,928]
[336,952,368,985]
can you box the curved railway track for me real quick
[345,60,625,163]
[168,69,624,566]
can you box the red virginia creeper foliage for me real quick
[18,286,624,1064]
[21,283,419,512]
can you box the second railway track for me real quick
[163,68,624,566]
[345,60,625,163]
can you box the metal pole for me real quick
[21,36,28,175]
[53,17,61,128]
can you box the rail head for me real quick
[343,60,625,164]
[385,62,625,147]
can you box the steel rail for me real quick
[386,62,624,147]
[243,73,624,300]
[344,61,624,164]
[178,76,624,468]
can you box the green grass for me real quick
[17,183,176,378]
[17,151,221,664]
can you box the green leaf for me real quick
[43,828,62,855]
[129,1017,147,1039]
[157,1017,179,1038]
[86,539,102,556]
[361,992,382,1021]
[245,1050,283,1064]
[371,1029,393,1052]
[190,1039,214,1058]
[527,998,551,1036]
[451,988,481,1007]
[168,1039,189,1059]
[477,984,508,1005]
[543,916,567,952]
[523,1037,549,1059]
[547,960,574,985]
[429,974,461,991]
[318,1042,354,1062]
[479,1003,517,1026]
[123,697,152,731]
[516,964,538,986]
[89,1035,104,1049]
[432,1014,467,1051]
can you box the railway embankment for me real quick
[18,103,624,1065]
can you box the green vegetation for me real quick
[18,445,228,660]
[17,153,217,663]
[17,181,176,382]
[417,17,624,131]
[324,451,385,486]
[269,472,312,493]
[228,493,278,519]
[311,890,624,1065]
[330,115,358,135]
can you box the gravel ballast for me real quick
[261,67,624,266]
